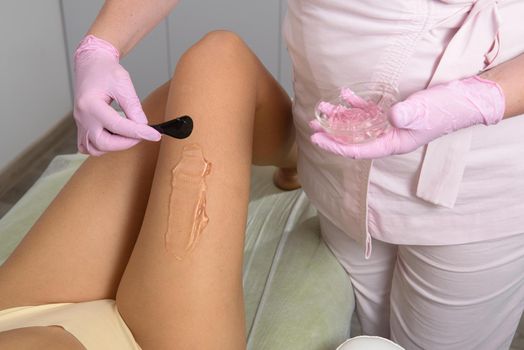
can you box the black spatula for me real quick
[150,115,193,139]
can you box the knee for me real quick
[194,30,249,56]
[177,30,251,68]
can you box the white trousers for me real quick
[319,214,524,350]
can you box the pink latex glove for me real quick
[73,35,161,156]
[310,76,505,159]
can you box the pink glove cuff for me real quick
[469,75,505,125]
[74,35,120,62]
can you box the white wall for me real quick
[0,0,72,173]
[279,0,293,94]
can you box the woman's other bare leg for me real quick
[0,327,85,350]
[0,82,170,310]
[116,31,294,349]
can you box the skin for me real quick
[0,31,296,349]
[0,327,85,350]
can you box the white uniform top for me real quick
[283,0,524,257]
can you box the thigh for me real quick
[391,234,524,350]
[0,82,169,310]
[319,214,398,337]
[116,31,294,349]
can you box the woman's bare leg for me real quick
[0,82,170,310]
[116,31,295,349]
[0,327,85,350]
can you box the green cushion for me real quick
[0,154,87,263]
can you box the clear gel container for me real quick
[314,82,399,144]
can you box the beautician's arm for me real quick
[481,53,524,119]
[88,0,180,56]
[73,0,180,156]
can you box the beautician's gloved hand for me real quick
[73,35,161,156]
[310,76,505,159]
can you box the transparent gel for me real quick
[315,82,398,144]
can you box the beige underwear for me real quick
[0,299,140,349]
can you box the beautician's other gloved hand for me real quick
[310,76,505,159]
[73,35,161,156]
